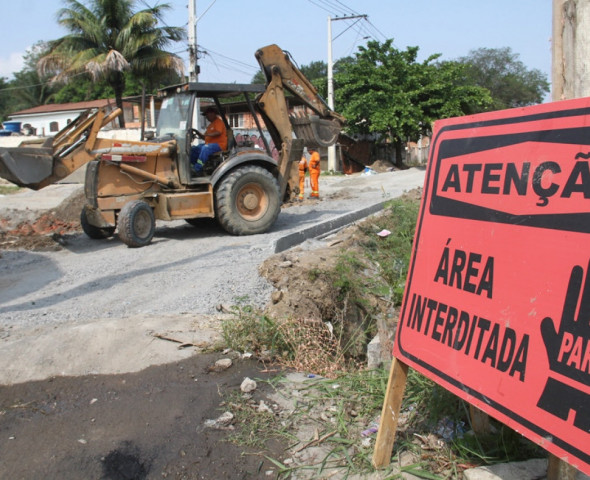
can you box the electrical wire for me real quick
[306,0,388,56]
[197,45,259,78]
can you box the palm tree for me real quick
[39,0,185,127]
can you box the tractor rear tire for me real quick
[215,165,280,235]
[118,200,155,248]
[80,206,115,239]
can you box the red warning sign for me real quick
[394,97,590,475]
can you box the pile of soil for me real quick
[0,188,84,251]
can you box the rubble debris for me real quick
[204,411,235,430]
[240,377,257,393]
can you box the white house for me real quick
[7,99,121,136]
[7,96,157,137]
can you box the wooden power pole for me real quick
[548,4,587,477]
[552,0,590,100]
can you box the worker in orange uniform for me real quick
[298,155,307,200]
[308,147,321,198]
[190,106,227,175]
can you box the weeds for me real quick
[0,184,21,195]
[221,306,353,377]
[359,195,420,306]
[224,391,295,449]
[221,305,288,357]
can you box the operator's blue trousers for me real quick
[190,143,221,172]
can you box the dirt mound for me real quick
[259,224,360,321]
[0,188,85,251]
[259,217,397,370]
[369,159,396,172]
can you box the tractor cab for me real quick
[156,82,268,186]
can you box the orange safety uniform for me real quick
[298,156,307,199]
[308,150,320,198]
[205,116,228,150]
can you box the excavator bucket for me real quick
[290,115,343,149]
[0,146,54,190]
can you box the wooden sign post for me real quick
[374,98,590,476]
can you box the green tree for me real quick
[51,77,114,103]
[457,47,550,110]
[0,78,12,122]
[39,0,185,126]
[334,39,491,167]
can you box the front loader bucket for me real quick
[0,147,54,190]
[291,115,343,149]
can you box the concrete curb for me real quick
[273,201,385,253]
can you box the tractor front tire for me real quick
[118,200,155,248]
[215,165,280,235]
[80,206,115,239]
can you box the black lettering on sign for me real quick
[406,293,528,381]
[440,158,590,207]
[434,239,494,298]
[537,259,590,432]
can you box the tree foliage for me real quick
[38,0,185,126]
[457,47,550,110]
[334,39,491,166]
[0,78,12,122]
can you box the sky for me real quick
[0,0,553,92]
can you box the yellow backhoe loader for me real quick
[0,45,345,247]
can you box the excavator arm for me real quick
[254,44,346,198]
[255,44,345,148]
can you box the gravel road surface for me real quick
[0,167,425,383]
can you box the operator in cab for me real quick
[190,106,228,175]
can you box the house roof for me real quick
[10,99,118,116]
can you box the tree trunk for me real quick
[111,72,126,129]
[394,139,404,169]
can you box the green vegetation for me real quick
[0,184,22,195]
[334,40,493,167]
[251,42,549,170]
[358,196,420,305]
[221,304,289,358]
[224,390,295,449]
[457,47,550,111]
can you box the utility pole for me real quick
[188,0,198,83]
[188,0,200,131]
[327,14,367,172]
[552,0,590,100]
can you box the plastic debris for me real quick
[361,167,377,175]
[377,229,391,238]
[362,417,380,437]
[435,417,465,441]
[362,167,377,176]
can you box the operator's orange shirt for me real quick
[205,117,228,150]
